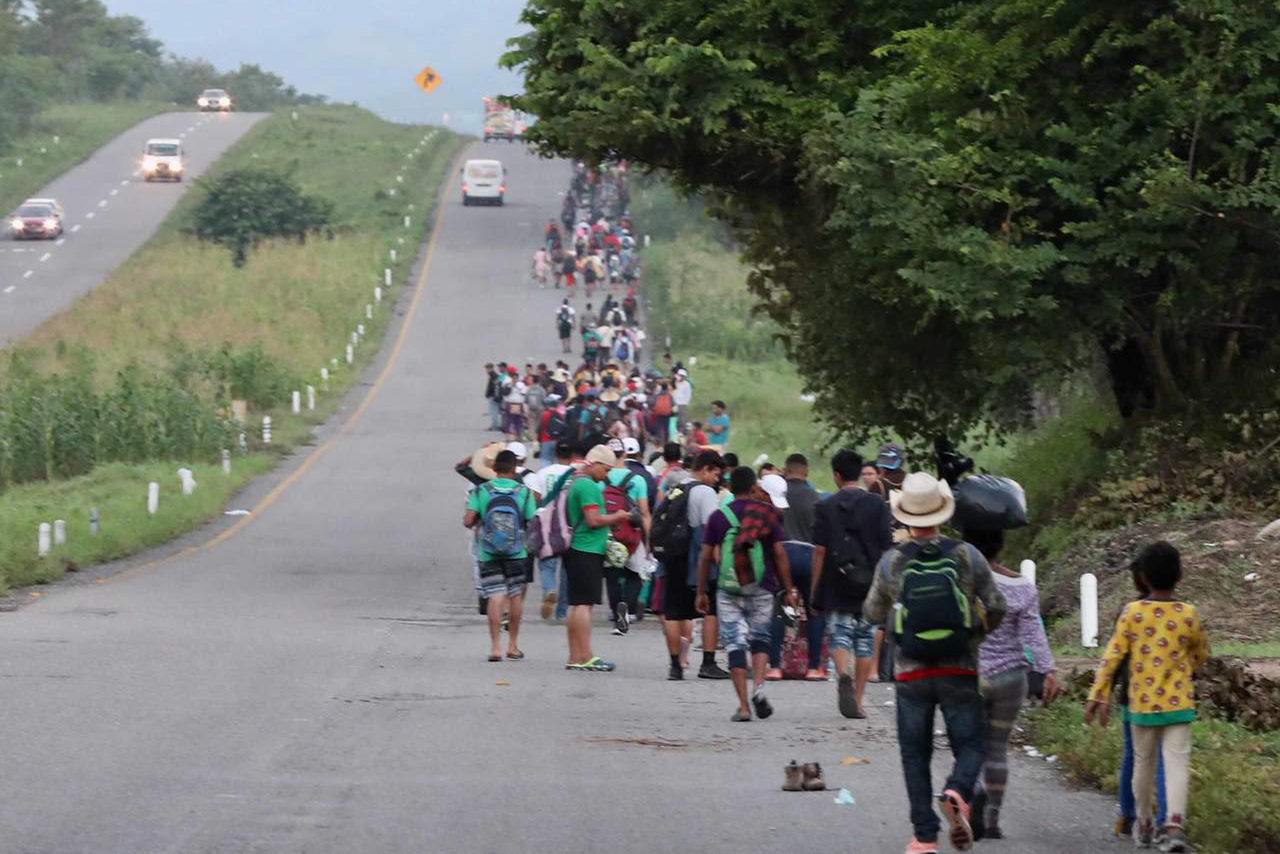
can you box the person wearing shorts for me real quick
[696,466,797,721]
[563,443,630,672]
[660,450,728,681]
[464,451,536,662]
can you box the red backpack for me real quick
[652,393,674,417]
[602,471,642,554]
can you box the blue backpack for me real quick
[481,483,528,557]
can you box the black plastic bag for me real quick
[953,475,1028,531]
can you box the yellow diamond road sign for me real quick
[416,67,441,93]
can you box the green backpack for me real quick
[892,540,973,661]
[717,503,769,594]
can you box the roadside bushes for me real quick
[0,342,302,491]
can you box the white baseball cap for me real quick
[506,441,528,460]
[621,437,641,456]
[760,473,790,509]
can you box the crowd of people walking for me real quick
[455,163,1208,854]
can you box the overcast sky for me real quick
[103,0,529,133]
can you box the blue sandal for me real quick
[566,656,615,672]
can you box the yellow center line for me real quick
[108,148,465,583]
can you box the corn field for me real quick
[0,345,299,491]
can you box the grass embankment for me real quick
[1028,702,1280,854]
[0,105,465,594]
[0,102,171,214]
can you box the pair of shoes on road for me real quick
[667,663,683,681]
[905,837,940,854]
[565,656,615,672]
[765,668,784,681]
[803,668,827,681]
[837,673,867,719]
[540,591,557,621]
[781,760,825,791]
[488,651,524,662]
[612,603,630,636]
[698,662,731,680]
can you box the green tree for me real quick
[190,169,333,268]
[504,0,1280,445]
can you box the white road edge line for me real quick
[98,200,108,208]
[71,224,82,233]
[3,285,14,294]
[110,189,119,196]
[56,238,65,246]
[23,270,33,279]
[121,179,129,186]
[86,213,95,219]
[39,252,51,262]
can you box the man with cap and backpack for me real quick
[463,450,538,662]
[863,472,1007,854]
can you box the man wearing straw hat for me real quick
[863,472,1006,854]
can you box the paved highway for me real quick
[0,142,1123,853]
[0,111,266,347]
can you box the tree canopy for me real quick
[504,0,1280,445]
[0,0,323,150]
[190,169,333,268]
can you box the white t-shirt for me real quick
[685,480,720,528]
[505,381,527,404]
[541,463,572,496]
[673,379,693,406]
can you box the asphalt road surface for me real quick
[0,142,1125,853]
[0,110,266,347]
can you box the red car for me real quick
[9,202,62,240]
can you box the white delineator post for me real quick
[38,523,51,557]
[239,431,247,451]
[351,330,359,346]
[403,215,410,229]
[54,519,66,545]
[366,304,373,320]
[357,324,365,337]
[90,508,100,535]
[390,249,397,263]
[291,390,301,414]
[1080,573,1099,648]
[375,286,382,303]
[320,367,329,389]
[147,482,160,515]
[384,268,392,287]
[222,449,231,475]
[345,344,354,365]
[1020,559,1037,586]
[178,468,196,495]
[262,416,272,444]
[307,385,316,411]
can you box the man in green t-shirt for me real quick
[563,443,631,671]
[464,451,537,662]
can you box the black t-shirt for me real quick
[812,487,893,613]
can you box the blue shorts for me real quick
[716,587,774,655]
[828,611,875,658]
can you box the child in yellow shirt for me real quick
[1086,541,1208,852]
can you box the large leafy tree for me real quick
[190,169,333,268]
[505,0,1280,445]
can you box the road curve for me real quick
[0,142,1124,853]
[0,111,267,347]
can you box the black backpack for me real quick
[828,493,877,602]
[650,483,694,560]
[892,540,973,661]
[545,411,567,440]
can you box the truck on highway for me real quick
[482,97,520,142]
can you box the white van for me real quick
[461,159,506,206]
[141,138,185,182]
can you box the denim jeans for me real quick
[538,557,560,599]
[487,398,501,430]
[540,440,557,465]
[895,675,986,843]
[555,559,570,620]
[1120,717,1167,825]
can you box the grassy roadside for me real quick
[1,102,172,214]
[0,105,465,594]
[0,457,275,590]
[1027,701,1280,853]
